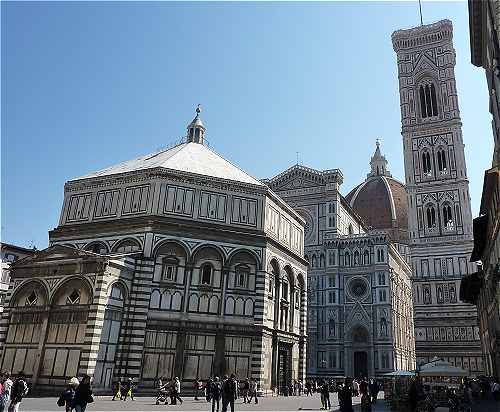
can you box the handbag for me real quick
[87,393,94,404]
[57,396,65,407]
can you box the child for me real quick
[58,378,79,412]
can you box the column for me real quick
[214,331,225,376]
[174,331,187,378]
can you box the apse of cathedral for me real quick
[0,108,308,393]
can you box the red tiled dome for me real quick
[345,176,409,243]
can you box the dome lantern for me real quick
[187,104,206,144]
[367,139,392,178]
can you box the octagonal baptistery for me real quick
[345,142,409,244]
[0,109,308,394]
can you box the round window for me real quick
[349,278,368,298]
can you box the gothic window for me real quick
[328,203,334,214]
[354,251,360,265]
[162,257,178,281]
[201,264,212,285]
[437,149,447,173]
[328,291,336,304]
[426,206,436,229]
[377,249,385,263]
[422,151,432,175]
[328,275,335,288]
[363,250,370,265]
[378,273,386,285]
[320,254,326,268]
[295,290,300,309]
[419,82,438,118]
[348,224,354,235]
[379,289,387,302]
[344,252,351,267]
[67,289,81,305]
[311,255,317,268]
[25,291,37,306]
[328,251,335,266]
[442,204,454,229]
[329,319,336,337]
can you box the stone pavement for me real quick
[17,393,500,412]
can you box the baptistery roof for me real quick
[345,142,409,243]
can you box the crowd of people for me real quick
[407,375,500,412]
[0,371,29,412]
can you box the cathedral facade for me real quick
[0,112,308,393]
[264,156,416,379]
[392,20,483,373]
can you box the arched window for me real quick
[354,251,360,265]
[422,151,432,175]
[363,250,370,265]
[377,249,385,263]
[85,242,108,255]
[443,204,453,229]
[426,206,436,228]
[235,265,249,288]
[201,264,212,285]
[419,82,438,118]
[344,252,351,267]
[329,319,336,337]
[437,149,447,172]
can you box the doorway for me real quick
[354,351,368,378]
[278,347,290,394]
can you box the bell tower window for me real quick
[426,206,436,229]
[422,151,432,175]
[437,149,447,173]
[419,82,438,118]
[443,204,454,230]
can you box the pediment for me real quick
[13,244,102,266]
[267,166,324,192]
[413,52,438,74]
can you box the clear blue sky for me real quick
[1,1,492,249]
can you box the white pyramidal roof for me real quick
[73,142,265,187]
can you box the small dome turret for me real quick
[368,139,392,178]
[187,104,206,144]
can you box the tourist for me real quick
[121,378,134,401]
[368,379,379,403]
[73,375,93,412]
[320,381,330,410]
[221,374,237,412]
[305,380,312,396]
[338,378,353,412]
[248,378,258,404]
[170,377,183,405]
[492,379,500,401]
[58,377,79,412]
[241,378,249,403]
[209,377,222,412]
[112,379,122,401]
[360,390,372,412]
[352,379,359,397]
[205,378,213,402]
[194,377,202,401]
[0,372,12,412]
[8,372,28,412]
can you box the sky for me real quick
[1,1,493,249]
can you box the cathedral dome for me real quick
[345,141,409,243]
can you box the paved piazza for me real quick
[17,393,498,412]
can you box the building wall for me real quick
[468,0,500,378]
[265,166,415,378]
[392,20,484,373]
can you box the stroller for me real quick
[156,382,171,405]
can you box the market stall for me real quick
[382,370,415,410]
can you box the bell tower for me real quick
[392,20,483,372]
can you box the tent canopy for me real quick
[383,370,415,377]
[419,359,469,377]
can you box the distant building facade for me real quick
[466,0,500,378]
[0,243,36,314]
[392,20,484,373]
[0,112,308,393]
[264,151,416,379]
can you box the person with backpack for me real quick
[73,375,93,412]
[121,378,134,401]
[58,378,79,412]
[112,379,122,401]
[209,377,222,412]
[8,372,28,412]
[221,374,237,412]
